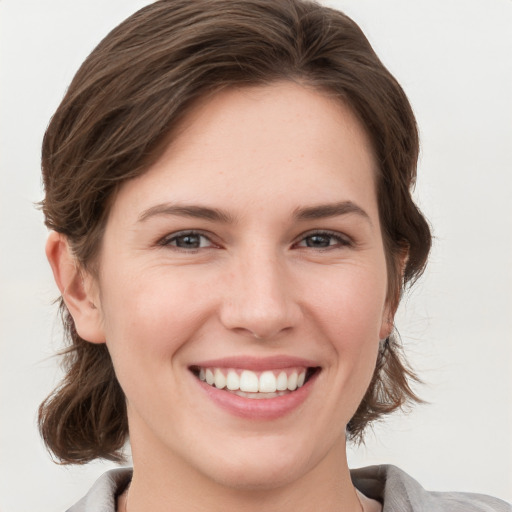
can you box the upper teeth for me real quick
[198,368,307,393]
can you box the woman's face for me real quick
[89,82,392,489]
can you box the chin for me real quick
[207,458,308,491]
[194,437,325,492]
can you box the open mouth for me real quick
[190,366,320,399]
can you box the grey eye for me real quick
[161,231,213,249]
[296,231,351,249]
[173,234,203,248]
[304,234,333,248]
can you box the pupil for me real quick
[178,234,199,248]
[307,235,330,247]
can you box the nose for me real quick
[219,249,302,340]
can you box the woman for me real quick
[38,1,510,511]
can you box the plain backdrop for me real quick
[1,1,511,510]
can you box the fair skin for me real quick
[47,82,390,512]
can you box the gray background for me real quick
[1,0,511,510]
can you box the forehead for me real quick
[111,82,378,221]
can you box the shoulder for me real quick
[66,468,132,512]
[351,464,511,512]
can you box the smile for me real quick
[191,366,318,399]
[189,357,321,419]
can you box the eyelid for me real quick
[294,229,353,248]
[155,229,352,250]
[156,229,218,249]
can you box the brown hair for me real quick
[39,0,431,463]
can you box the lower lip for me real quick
[195,371,319,420]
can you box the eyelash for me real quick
[157,230,215,251]
[157,229,352,252]
[295,230,353,250]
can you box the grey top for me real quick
[67,465,511,512]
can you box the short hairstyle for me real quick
[39,0,431,463]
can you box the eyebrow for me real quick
[293,201,372,224]
[138,203,235,224]
[138,200,371,225]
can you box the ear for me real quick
[379,309,394,341]
[45,231,106,344]
[380,246,409,340]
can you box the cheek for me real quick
[306,262,388,341]
[98,269,212,378]
[305,262,386,390]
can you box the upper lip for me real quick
[190,355,320,371]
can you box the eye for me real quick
[296,231,351,249]
[158,231,215,250]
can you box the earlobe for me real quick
[379,312,394,341]
[45,231,106,344]
[380,246,409,340]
